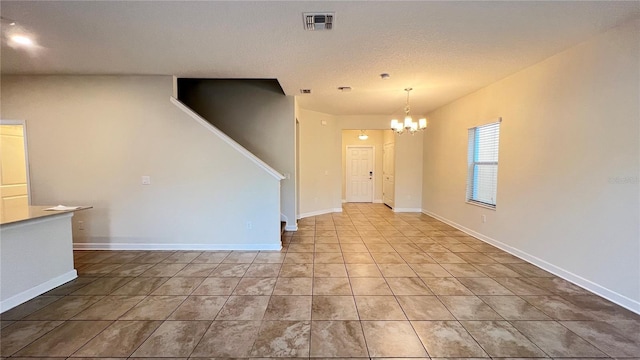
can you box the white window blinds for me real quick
[466,120,501,208]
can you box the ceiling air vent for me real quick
[303,12,334,31]
[300,89,311,94]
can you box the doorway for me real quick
[345,145,374,202]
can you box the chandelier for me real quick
[390,88,427,135]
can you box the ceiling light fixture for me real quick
[358,130,369,141]
[10,35,33,46]
[390,88,427,135]
[380,73,390,80]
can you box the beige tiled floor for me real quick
[2,203,639,359]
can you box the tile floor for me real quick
[1,203,639,359]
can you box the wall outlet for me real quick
[141,176,151,185]
[246,221,253,230]
[481,215,486,223]
[77,220,85,230]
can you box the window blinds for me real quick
[467,121,500,207]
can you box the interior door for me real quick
[383,142,395,208]
[346,146,373,202]
[0,122,30,215]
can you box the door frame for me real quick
[0,119,32,205]
[382,142,395,208]
[345,145,375,203]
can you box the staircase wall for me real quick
[0,75,282,249]
[177,79,296,230]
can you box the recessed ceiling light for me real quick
[300,89,311,94]
[10,35,34,46]
[338,86,351,92]
[380,73,390,80]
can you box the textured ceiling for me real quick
[1,1,638,116]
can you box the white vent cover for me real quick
[303,12,334,31]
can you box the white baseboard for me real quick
[373,199,383,203]
[298,208,343,219]
[422,209,640,315]
[1,270,77,313]
[342,199,347,203]
[393,207,422,213]
[285,225,298,231]
[73,243,282,251]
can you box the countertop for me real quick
[1,205,92,226]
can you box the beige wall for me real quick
[0,75,282,249]
[298,109,342,216]
[298,110,423,217]
[341,130,384,202]
[422,19,640,310]
[395,132,423,211]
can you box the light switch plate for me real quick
[141,176,151,185]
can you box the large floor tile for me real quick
[397,296,455,320]
[386,277,433,295]
[250,321,311,357]
[191,320,262,357]
[360,320,428,357]
[273,277,313,295]
[120,295,187,320]
[560,320,640,357]
[216,295,270,320]
[421,277,473,295]
[312,295,359,320]
[110,277,170,295]
[354,295,406,320]
[264,295,312,320]
[24,296,104,320]
[168,295,228,320]
[0,320,63,356]
[350,277,392,295]
[0,296,62,320]
[192,277,240,295]
[511,320,606,358]
[461,320,546,358]
[313,277,352,295]
[438,296,503,320]
[232,277,277,295]
[131,320,210,357]
[479,295,551,320]
[412,320,487,358]
[310,321,368,357]
[523,296,598,320]
[72,320,161,357]
[15,320,111,357]
[72,295,145,320]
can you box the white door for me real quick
[0,122,30,215]
[383,143,395,208]
[346,146,374,203]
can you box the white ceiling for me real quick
[1,1,638,116]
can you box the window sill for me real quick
[466,201,496,211]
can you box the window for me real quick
[466,120,501,208]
